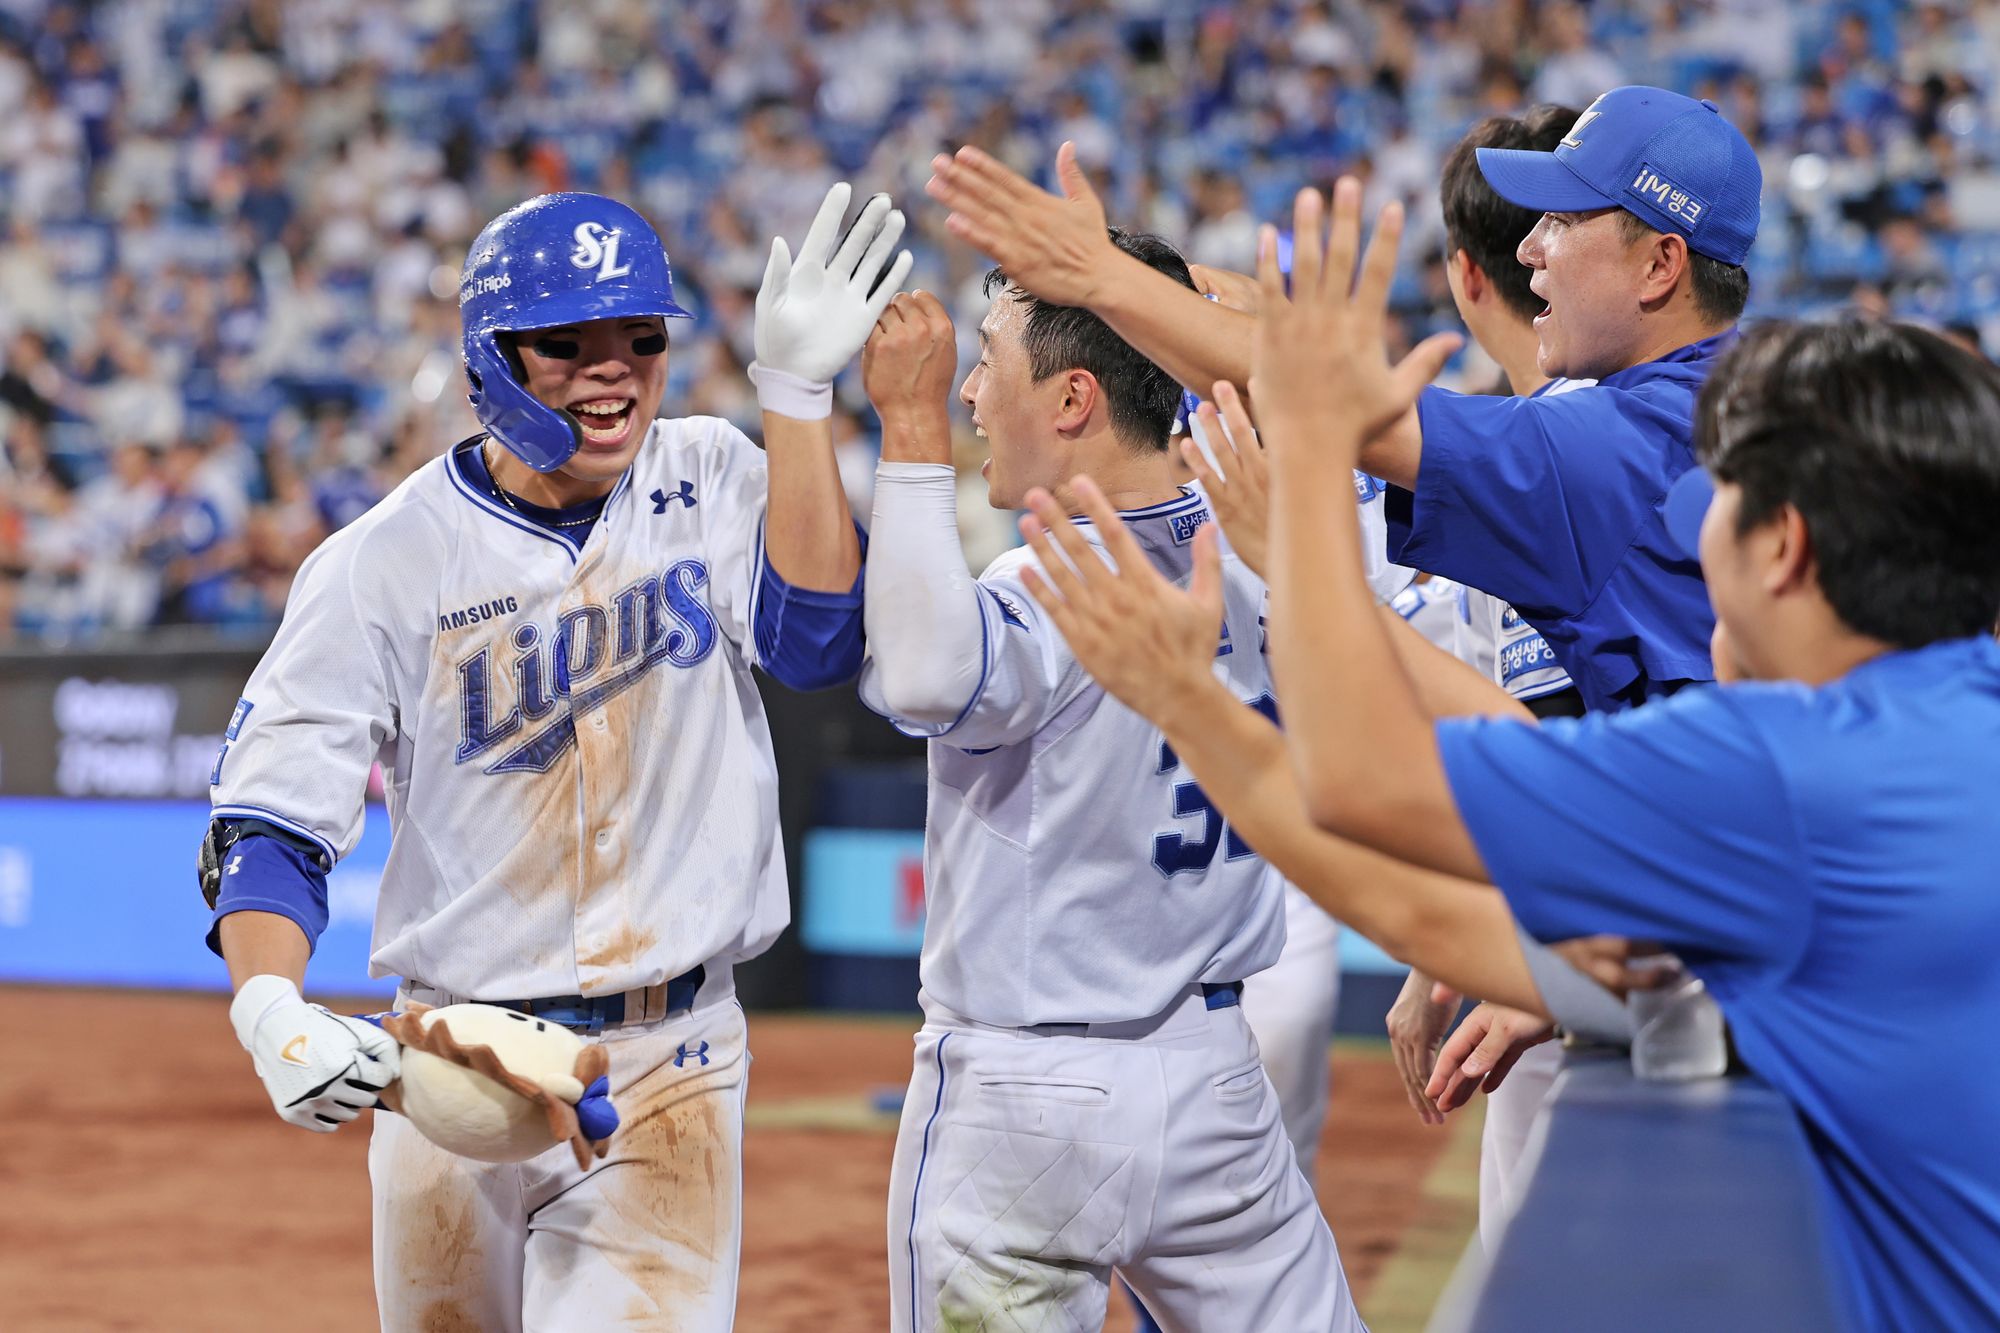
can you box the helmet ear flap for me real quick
[462,328,584,473]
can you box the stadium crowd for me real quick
[1,0,1996,641]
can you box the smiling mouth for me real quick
[571,398,636,447]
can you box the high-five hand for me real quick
[752,183,914,416]
[1248,179,1461,460]
[925,141,1116,308]
[1180,382,1272,578]
[861,292,958,430]
[1013,477,1226,725]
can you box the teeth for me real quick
[575,401,630,416]
[974,426,987,438]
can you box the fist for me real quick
[861,292,958,418]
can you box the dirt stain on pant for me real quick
[589,1063,739,1325]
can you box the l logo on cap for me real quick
[1561,106,1604,150]
[571,222,633,283]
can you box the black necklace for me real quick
[482,440,604,528]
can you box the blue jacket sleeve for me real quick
[205,826,331,958]
[753,522,868,691]
[1434,685,1814,992]
[1388,384,1681,621]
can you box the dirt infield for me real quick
[0,987,1471,1331]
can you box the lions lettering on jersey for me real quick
[457,559,718,773]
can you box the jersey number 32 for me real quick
[1152,693,1277,878]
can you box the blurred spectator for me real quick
[0,0,1993,641]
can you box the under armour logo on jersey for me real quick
[226,855,242,875]
[570,222,633,283]
[673,1041,710,1068]
[651,480,696,513]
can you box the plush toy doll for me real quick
[376,1004,619,1171]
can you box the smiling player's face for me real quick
[1516,208,1650,381]
[959,294,1073,510]
[512,315,670,487]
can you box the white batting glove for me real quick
[229,974,401,1133]
[750,182,914,419]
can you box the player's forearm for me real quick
[1157,679,1545,1013]
[864,461,984,722]
[1355,405,1423,491]
[876,403,954,467]
[760,411,863,593]
[218,910,310,991]
[1264,411,1485,878]
[1093,251,1255,395]
[1381,608,1535,722]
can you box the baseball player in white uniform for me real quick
[201,186,911,1330]
[856,231,1365,1333]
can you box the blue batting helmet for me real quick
[459,193,693,472]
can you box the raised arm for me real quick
[1252,182,1484,876]
[857,292,987,725]
[751,184,913,592]
[926,142,1254,396]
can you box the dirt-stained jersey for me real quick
[211,418,792,999]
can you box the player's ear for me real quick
[1640,231,1690,307]
[1762,503,1818,598]
[1453,250,1485,303]
[1056,370,1098,433]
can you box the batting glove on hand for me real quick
[230,974,401,1133]
[750,182,913,419]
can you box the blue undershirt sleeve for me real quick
[754,522,868,691]
[1433,685,1814,989]
[205,830,332,958]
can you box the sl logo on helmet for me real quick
[570,222,634,283]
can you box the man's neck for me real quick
[1606,316,1733,380]
[485,439,616,509]
[1481,312,1551,397]
[1757,618,1897,688]
[1058,442,1181,516]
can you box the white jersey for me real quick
[860,488,1288,1028]
[210,418,790,1000]
[1454,584,1574,700]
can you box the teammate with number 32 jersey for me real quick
[856,232,1362,1332]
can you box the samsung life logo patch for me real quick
[1170,509,1210,545]
[1628,164,1706,225]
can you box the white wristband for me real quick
[230,973,302,1051]
[748,362,834,420]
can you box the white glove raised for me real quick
[750,182,914,419]
[230,974,401,1133]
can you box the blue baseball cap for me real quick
[1475,86,1762,267]
[1663,466,1716,560]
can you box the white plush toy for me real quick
[378,1003,617,1170]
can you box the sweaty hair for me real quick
[1439,105,1579,323]
[1616,211,1751,325]
[1697,319,2000,646]
[984,230,1196,450]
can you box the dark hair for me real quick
[1615,211,1751,324]
[1696,319,2000,646]
[983,230,1195,449]
[1439,104,1579,323]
